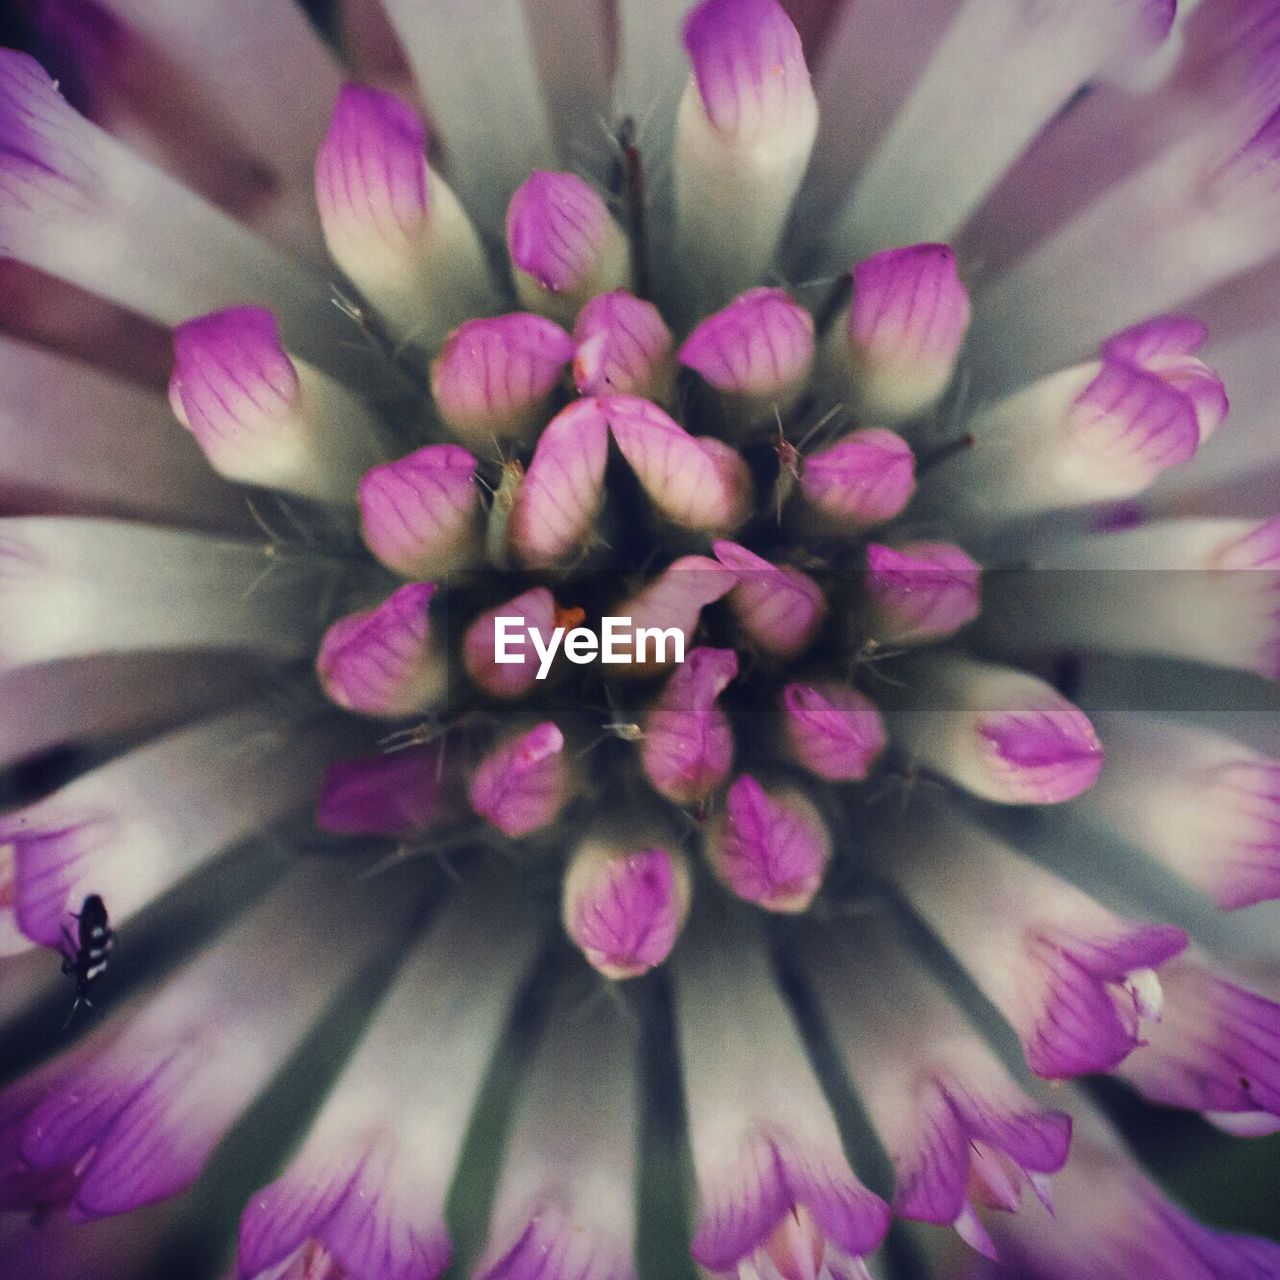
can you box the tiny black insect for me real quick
[60,893,114,1025]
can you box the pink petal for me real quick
[358,443,480,577]
[707,776,831,912]
[640,647,738,804]
[429,312,573,446]
[682,0,814,142]
[572,289,673,401]
[712,540,826,660]
[780,682,886,783]
[468,722,571,839]
[605,395,751,534]
[508,398,609,569]
[315,582,443,719]
[799,428,915,532]
[864,541,981,644]
[679,287,814,401]
[563,844,690,980]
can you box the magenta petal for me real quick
[615,555,739,674]
[1023,923,1188,1079]
[358,443,480,577]
[315,83,429,245]
[506,170,614,294]
[864,541,981,644]
[691,1131,888,1271]
[315,582,443,719]
[463,587,560,699]
[678,287,815,401]
[1120,959,1280,1124]
[572,289,674,400]
[19,1048,235,1219]
[799,428,915,532]
[774,1137,893,1261]
[243,1152,450,1280]
[1102,315,1208,365]
[780,682,886,783]
[429,313,573,445]
[238,1151,360,1277]
[7,819,111,948]
[682,0,812,141]
[468,722,570,839]
[564,846,689,980]
[849,244,971,366]
[508,398,609,569]
[1102,315,1228,442]
[709,775,831,912]
[712,540,826,660]
[605,395,751,533]
[0,52,91,215]
[978,697,1105,803]
[893,1078,1071,1227]
[315,745,449,839]
[640,647,737,805]
[1067,358,1201,480]
[169,306,298,453]
[477,1205,635,1280]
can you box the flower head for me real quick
[2,2,1280,1276]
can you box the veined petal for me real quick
[674,0,819,308]
[712,541,827,661]
[605,395,752,535]
[675,912,890,1273]
[1117,955,1280,1132]
[1102,315,1229,441]
[469,722,572,839]
[801,914,1071,1249]
[828,244,971,422]
[316,83,494,346]
[239,885,541,1280]
[508,398,609,570]
[798,428,916,533]
[1,709,344,954]
[706,776,832,913]
[889,802,1187,1079]
[359,444,482,578]
[3,864,415,1220]
[429,313,574,448]
[864,541,981,645]
[170,306,383,501]
[506,170,630,326]
[639,646,737,805]
[890,655,1103,805]
[562,841,691,980]
[679,287,815,425]
[572,290,674,402]
[779,682,886,783]
[316,582,445,719]
[973,1113,1280,1279]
